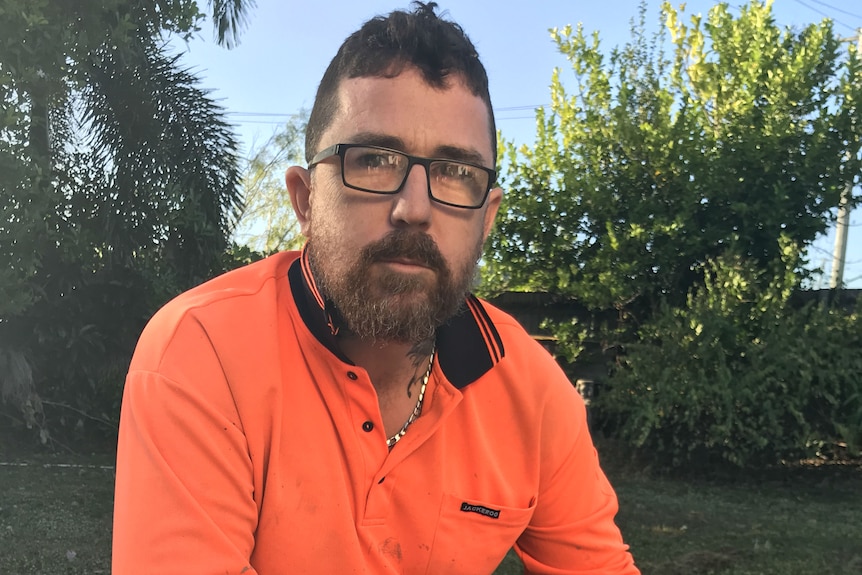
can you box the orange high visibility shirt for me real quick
[113,250,639,574]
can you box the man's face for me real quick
[288,67,502,344]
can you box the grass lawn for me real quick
[614,468,862,574]
[0,454,114,574]
[0,449,860,574]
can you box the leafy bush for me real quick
[0,261,159,450]
[593,247,862,467]
[0,239,272,452]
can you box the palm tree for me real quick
[0,0,255,445]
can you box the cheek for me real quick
[307,191,346,237]
[310,210,370,259]
[437,224,484,266]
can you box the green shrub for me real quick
[5,264,157,450]
[0,241,271,452]
[593,248,862,467]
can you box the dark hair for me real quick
[304,2,496,164]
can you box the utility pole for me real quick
[830,30,862,290]
[830,159,853,289]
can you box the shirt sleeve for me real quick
[112,312,259,575]
[515,382,640,574]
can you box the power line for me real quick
[229,119,301,125]
[494,105,548,112]
[790,0,859,32]
[230,115,541,126]
[226,105,550,126]
[497,115,543,121]
[227,104,548,119]
[805,0,862,20]
[228,111,305,118]
[810,244,836,256]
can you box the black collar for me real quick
[288,247,504,389]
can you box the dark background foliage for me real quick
[1,0,860,470]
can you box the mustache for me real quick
[361,230,447,272]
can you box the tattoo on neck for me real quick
[406,339,434,398]
[406,371,421,399]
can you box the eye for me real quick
[353,149,403,171]
[437,162,479,182]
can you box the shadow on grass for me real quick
[1,443,860,575]
[596,437,862,575]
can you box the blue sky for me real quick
[178,0,862,287]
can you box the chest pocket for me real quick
[426,493,536,574]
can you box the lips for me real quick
[380,257,432,268]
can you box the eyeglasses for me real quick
[309,143,496,209]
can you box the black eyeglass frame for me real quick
[309,143,497,210]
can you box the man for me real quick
[112,3,639,574]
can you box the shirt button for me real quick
[362,421,374,432]
[347,371,358,380]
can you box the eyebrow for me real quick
[432,145,486,166]
[348,132,490,167]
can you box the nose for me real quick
[390,163,432,227]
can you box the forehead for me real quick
[324,68,494,164]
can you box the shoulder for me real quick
[461,298,590,477]
[170,252,298,312]
[153,252,296,324]
[131,252,299,370]
[461,297,581,412]
[475,297,561,372]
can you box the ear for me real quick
[286,166,313,237]
[481,186,503,241]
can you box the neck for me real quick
[338,335,435,395]
[339,335,437,439]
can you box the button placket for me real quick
[363,471,396,524]
[343,368,387,463]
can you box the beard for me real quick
[308,229,482,344]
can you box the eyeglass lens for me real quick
[342,146,488,208]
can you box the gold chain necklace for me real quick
[386,347,435,448]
